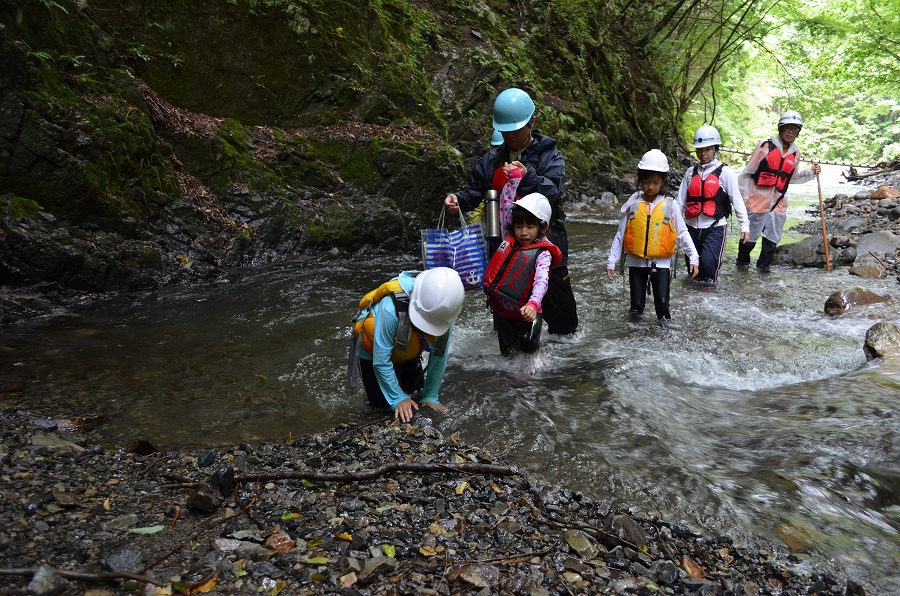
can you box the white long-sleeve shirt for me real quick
[606,192,699,271]
[676,158,750,233]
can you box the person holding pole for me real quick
[737,111,821,272]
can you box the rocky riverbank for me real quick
[782,181,900,278]
[0,405,866,595]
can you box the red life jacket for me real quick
[752,140,798,196]
[483,236,562,313]
[685,164,731,220]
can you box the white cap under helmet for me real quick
[515,193,552,225]
[408,268,464,336]
[693,125,722,148]
[637,149,669,173]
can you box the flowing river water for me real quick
[2,168,898,593]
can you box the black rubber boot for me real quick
[756,238,777,272]
[737,240,755,266]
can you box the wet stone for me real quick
[0,406,857,595]
[562,529,598,559]
[27,565,67,596]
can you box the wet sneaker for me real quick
[756,265,771,273]
[658,318,669,329]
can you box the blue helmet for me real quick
[492,88,535,132]
[490,129,503,146]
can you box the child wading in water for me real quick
[483,192,562,355]
[607,150,699,328]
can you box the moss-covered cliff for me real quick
[0,0,674,319]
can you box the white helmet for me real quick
[778,110,803,129]
[637,149,669,173]
[515,193,552,225]
[692,125,722,148]
[408,268,464,336]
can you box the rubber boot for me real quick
[756,238,777,272]
[737,240,755,266]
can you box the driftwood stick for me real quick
[236,462,516,483]
[0,567,166,587]
[166,462,517,489]
[455,541,559,566]
[868,250,889,269]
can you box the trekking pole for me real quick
[816,173,831,272]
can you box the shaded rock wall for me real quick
[0,0,672,320]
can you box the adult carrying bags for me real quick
[421,209,487,292]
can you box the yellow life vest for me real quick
[623,197,677,259]
[351,279,423,364]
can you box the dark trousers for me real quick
[542,266,578,335]
[737,239,754,264]
[360,357,424,409]
[494,313,543,356]
[687,225,726,283]
[737,237,778,270]
[629,266,671,320]
[757,237,778,270]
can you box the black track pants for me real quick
[628,266,671,320]
[360,357,424,409]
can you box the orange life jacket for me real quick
[623,197,678,259]
[351,279,424,364]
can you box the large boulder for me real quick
[855,230,900,264]
[782,235,853,268]
[824,288,892,316]
[863,322,900,361]
[871,186,900,200]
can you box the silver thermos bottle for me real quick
[483,189,501,256]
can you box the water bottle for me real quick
[483,189,501,256]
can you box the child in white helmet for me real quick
[347,268,465,422]
[607,150,699,328]
[676,125,750,286]
[483,192,562,355]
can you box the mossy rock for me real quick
[0,195,40,220]
[305,198,406,250]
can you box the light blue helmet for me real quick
[492,88,535,132]
[490,129,503,146]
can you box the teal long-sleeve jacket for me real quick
[357,271,453,411]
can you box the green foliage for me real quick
[128,44,151,62]
[37,0,68,13]
[0,195,41,219]
[685,0,900,163]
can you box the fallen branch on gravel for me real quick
[164,462,517,489]
[868,251,890,269]
[0,567,166,587]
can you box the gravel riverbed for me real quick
[0,405,867,595]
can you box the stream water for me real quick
[2,168,898,593]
